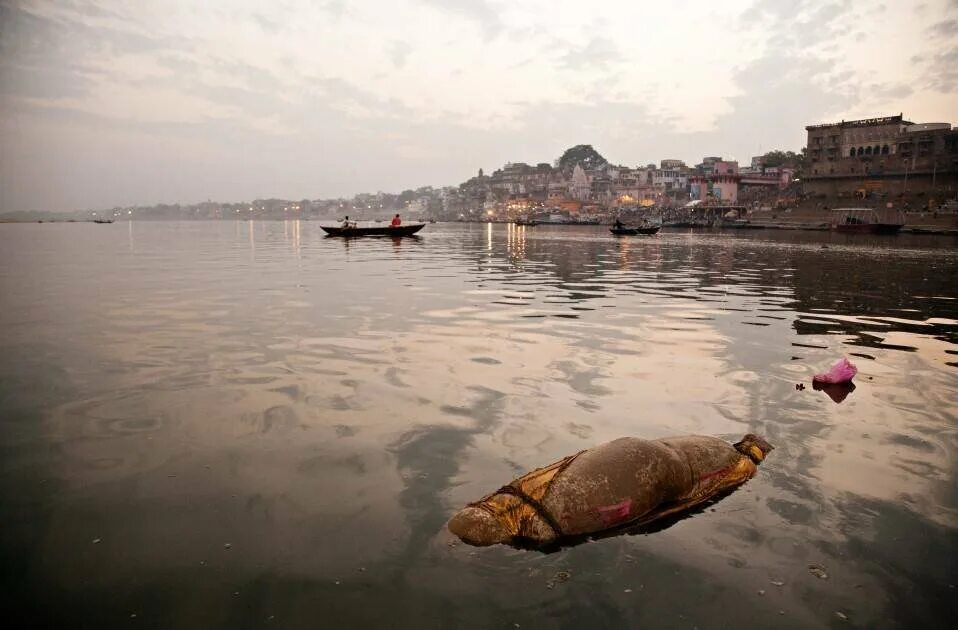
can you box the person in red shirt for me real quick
[391,214,402,227]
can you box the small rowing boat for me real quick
[610,225,660,236]
[320,222,426,237]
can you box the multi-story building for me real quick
[804,114,958,197]
[690,161,739,202]
[695,156,723,176]
[652,168,689,191]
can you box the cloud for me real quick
[744,0,812,22]
[558,37,622,70]
[388,41,412,69]
[252,12,280,33]
[420,0,502,39]
[322,0,348,20]
[925,46,958,92]
[710,51,854,144]
[869,82,914,99]
[928,19,958,36]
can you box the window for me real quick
[865,146,872,155]
[857,147,864,156]
[849,148,856,157]
[881,145,889,155]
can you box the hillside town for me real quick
[8,113,956,228]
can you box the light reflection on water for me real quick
[0,221,955,628]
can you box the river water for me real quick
[0,221,955,629]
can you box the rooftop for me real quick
[806,114,912,131]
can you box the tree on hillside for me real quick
[555,145,608,171]
[761,150,803,168]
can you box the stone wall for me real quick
[803,171,958,197]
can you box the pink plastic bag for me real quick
[812,358,858,384]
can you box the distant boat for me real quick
[321,222,425,237]
[610,225,660,235]
[515,218,538,226]
[830,208,904,234]
[92,219,114,224]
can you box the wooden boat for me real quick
[830,208,904,234]
[92,219,114,224]
[610,225,660,235]
[321,222,425,237]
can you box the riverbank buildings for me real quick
[803,114,958,205]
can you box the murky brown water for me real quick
[1,221,955,629]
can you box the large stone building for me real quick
[804,114,958,198]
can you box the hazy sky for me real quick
[1,0,956,212]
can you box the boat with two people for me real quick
[610,218,660,236]
[321,216,425,237]
[830,208,905,234]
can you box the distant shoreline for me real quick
[3,217,956,236]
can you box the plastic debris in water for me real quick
[812,358,858,384]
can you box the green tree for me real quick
[761,150,802,168]
[555,145,608,171]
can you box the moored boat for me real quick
[830,208,904,234]
[321,222,425,237]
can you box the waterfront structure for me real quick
[804,114,958,198]
[690,159,795,204]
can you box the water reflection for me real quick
[813,380,857,404]
[0,222,954,628]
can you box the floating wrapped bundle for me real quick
[448,434,773,548]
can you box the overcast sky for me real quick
[1,0,956,212]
